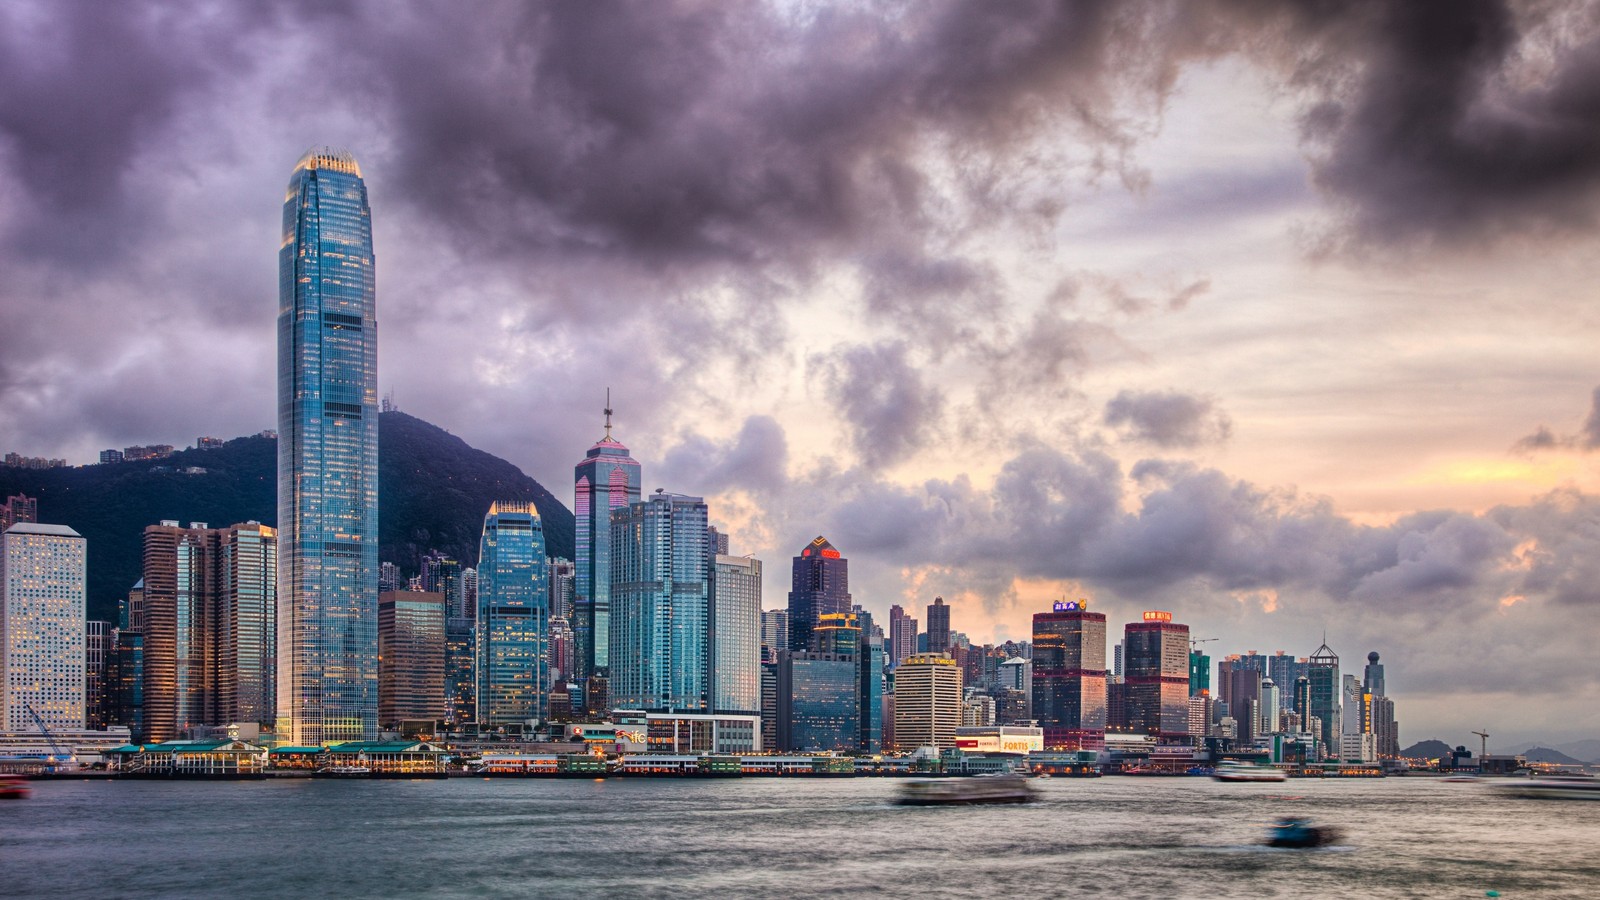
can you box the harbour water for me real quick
[3,776,1596,898]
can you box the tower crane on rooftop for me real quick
[1471,729,1491,758]
[1189,637,1218,648]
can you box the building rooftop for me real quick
[2,522,82,538]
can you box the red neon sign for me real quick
[1142,610,1173,622]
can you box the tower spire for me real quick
[604,388,613,440]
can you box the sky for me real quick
[3,0,1600,746]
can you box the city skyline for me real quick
[2,2,1600,744]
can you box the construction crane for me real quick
[24,702,72,769]
[1471,729,1491,759]
[1189,637,1218,649]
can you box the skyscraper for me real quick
[277,149,379,745]
[0,494,37,533]
[787,536,851,652]
[926,596,951,654]
[142,521,278,741]
[854,605,885,754]
[1307,639,1341,758]
[573,397,642,691]
[1124,611,1191,740]
[378,590,446,727]
[1032,599,1108,750]
[760,609,788,664]
[476,502,550,729]
[888,604,917,669]
[891,654,963,751]
[609,491,709,713]
[1,523,86,732]
[709,554,761,715]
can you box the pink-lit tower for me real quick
[572,392,641,696]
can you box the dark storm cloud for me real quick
[1104,389,1232,448]
[809,341,945,469]
[1229,0,1600,249]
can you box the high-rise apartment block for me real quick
[476,502,550,728]
[609,491,708,713]
[1123,611,1190,739]
[786,536,851,653]
[1032,599,1107,750]
[573,400,641,691]
[1,523,87,732]
[378,591,446,726]
[888,604,917,669]
[277,149,379,745]
[0,494,37,533]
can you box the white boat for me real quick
[1492,774,1600,800]
[1214,761,1288,783]
[895,774,1037,806]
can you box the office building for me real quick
[1189,650,1209,696]
[1,523,87,732]
[891,654,963,751]
[888,604,917,668]
[476,502,550,729]
[1031,599,1107,750]
[378,591,446,726]
[141,521,277,741]
[760,609,788,664]
[775,649,859,751]
[854,605,885,754]
[709,554,761,715]
[786,536,851,652]
[572,397,642,691]
[1123,611,1190,740]
[1268,651,1306,710]
[277,149,379,745]
[1307,639,1341,757]
[925,596,952,655]
[85,620,115,730]
[444,616,475,726]
[609,491,708,713]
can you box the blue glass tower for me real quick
[276,149,378,744]
[609,491,708,712]
[572,397,641,691]
[476,502,550,728]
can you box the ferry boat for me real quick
[316,765,372,778]
[1492,774,1600,801]
[895,774,1037,806]
[1214,761,1288,783]
[0,776,30,799]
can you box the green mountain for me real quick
[0,411,574,622]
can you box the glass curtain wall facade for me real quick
[709,554,761,714]
[1308,641,1341,757]
[476,503,550,729]
[573,406,642,690]
[276,150,379,745]
[218,523,276,727]
[609,492,709,712]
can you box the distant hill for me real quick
[1500,738,1600,763]
[1401,739,1455,759]
[1520,747,1586,766]
[0,411,573,621]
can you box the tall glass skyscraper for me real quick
[709,553,761,715]
[276,149,379,744]
[476,503,550,728]
[1307,639,1341,758]
[573,399,641,691]
[609,491,708,712]
[787,536,851,652]
[1032,599,1107,751]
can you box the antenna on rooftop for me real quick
[603,388,614,440]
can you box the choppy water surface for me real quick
[3,776,1596,898]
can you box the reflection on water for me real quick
[3,777,1597,898]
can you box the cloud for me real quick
[1104,389,1232,448]
[1513,386,1600,452]
[809,341,945,469]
